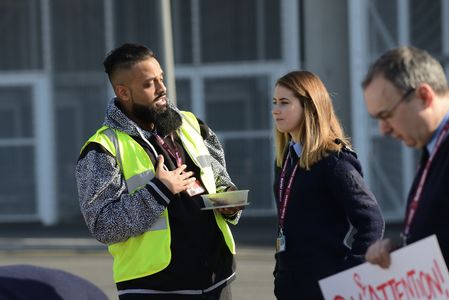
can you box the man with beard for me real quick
[75,43,242,300]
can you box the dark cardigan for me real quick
[273,148,385,300]
[405,136,449,266]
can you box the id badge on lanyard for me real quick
[276,229,286,253]
[186,180,206,197]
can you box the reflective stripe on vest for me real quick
[103,128,156,191]
[117,272,236,296]
[81,111,235,283]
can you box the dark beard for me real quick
[132,102,182,136]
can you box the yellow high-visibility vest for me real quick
[81,111,235,282]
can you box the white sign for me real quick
[319,235,449,300]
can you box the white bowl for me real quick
[201,190,249,209]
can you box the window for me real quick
[0,0,42,70]
[204,77,270,130]
[200,0,280,62]
[0,86,36,215]
[114,0,163,59]
[410,0,442,54]
[172,0,193,64]
[175,79,192,111]
[51,0,105,72]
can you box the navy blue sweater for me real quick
[405,137,449,266]
[273,149,384,300]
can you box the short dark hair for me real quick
[362,46,448,95]
[103,43,155,82]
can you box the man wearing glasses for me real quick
[362,46,449,268]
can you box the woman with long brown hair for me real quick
[272,71,384,299]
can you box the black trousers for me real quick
[119,285,232,300]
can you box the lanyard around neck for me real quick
[402,120,449,243]
[278,151,299,230]
[153,133,183,168]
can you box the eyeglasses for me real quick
[375,88,416,120]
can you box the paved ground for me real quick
[0,246,275,300]
[0,217,402,299]
[0,217,278,300]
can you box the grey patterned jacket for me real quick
[75,98,239,245]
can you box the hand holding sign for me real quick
[319,235,449,300]
[365,238,396,269]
